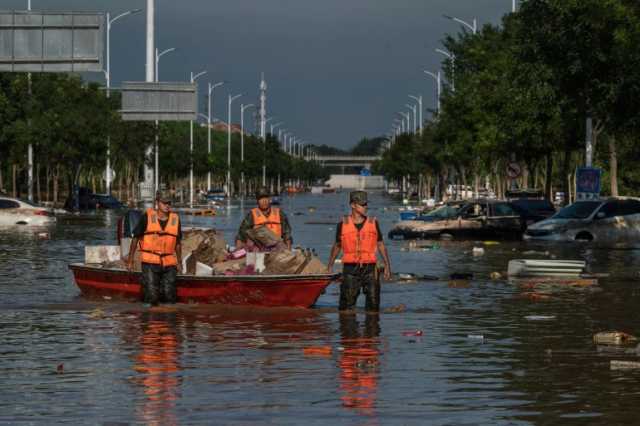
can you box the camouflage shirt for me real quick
[235,208,292,243]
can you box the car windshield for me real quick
[553,201,602,219]
[424,205,459,218]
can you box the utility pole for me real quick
[259,73,267,186]
[142,0,155,204]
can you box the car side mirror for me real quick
[596,212,605,219]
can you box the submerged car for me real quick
[524,197,640,248]
[0,196,55,226]
[388,200,528,240]
[93,194,124,209]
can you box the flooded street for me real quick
[2,192,640,425]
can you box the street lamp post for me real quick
[226,94,242,197]
[104,8,142,195]
[189,70,207,208]
[443,14,477,34]
[409,95,423,135]
[424,70,442,113]
[206,81,224,191]
[153,47,176,194]
[405,104,417,134]
[435,48,455,91]
[240,103,255,197]
[270,122,283,135]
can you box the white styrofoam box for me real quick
[195,262,213,276]
[85,245,121,264]
[120,237,132,258]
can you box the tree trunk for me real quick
[544,153,553,202]
[53,165,59,205]
[474,174,479,200]
[609,136,618,196]
[0,160,3,193]
[45,165,50,202]
[12,164,17,198]
[36,164,41,202]
[561,148,572,206]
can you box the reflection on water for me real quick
[2,193,640,425]
[129,312,182,426]
[338,313,381,417]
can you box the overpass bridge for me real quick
[316,155,381,169]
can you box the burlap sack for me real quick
[246,226,282,248]
[212,258,246,275]
[264,250,327,275]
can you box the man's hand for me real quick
[383,266,391,281]
[126,255,134,271]
[177,262,183,274]
[326,264,333,274]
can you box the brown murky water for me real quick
[1,192,640,425]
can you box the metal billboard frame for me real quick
[0,10,104,72]
[120,81,198,122]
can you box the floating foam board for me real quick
[508,259,585,277]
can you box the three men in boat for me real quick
[127,190,182,305]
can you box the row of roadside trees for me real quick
[375,0,640,203]
[0,72,326,205]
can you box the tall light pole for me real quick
[143,0,155,203]
[409,95,423,135]
[405,104,417,134]
[424,70,441,113]
[206,81,224,191]
[240,103,255,196]
[153,47,176,194]
[226,93,242,197]
[270,122,284,135]
[435,48,455,91]
[103,8,142,195]
[443,14,477,34]
[512,0,517,13]
[399,112,410,134]
[189,70,207,208]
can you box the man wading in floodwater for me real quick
[127,190,182,305]
[327,191,392,312]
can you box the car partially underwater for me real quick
[388,200,528,240]
[524,197,640,248]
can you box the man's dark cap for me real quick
[350,190,368,205]
[255,187,271,200]
[155,190,171,203]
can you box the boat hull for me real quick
[69,263,338,308]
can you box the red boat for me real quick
[69,263,339,308]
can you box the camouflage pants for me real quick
[339,265,380,312]
[141,263,177,305]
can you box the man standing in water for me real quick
[235,187,293,249]
[327,191,392,312]
[127,190,182,305]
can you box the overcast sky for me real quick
[4,0,512,149]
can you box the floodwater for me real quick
[2,192,640,425]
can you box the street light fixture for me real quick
[206,81,225,190]
[152,47,177,194]
[240,103,255,196]
[405,103,417,134]
[435,48,455,91]
[409,95,423,135]
[189,70,207,208]
[443,14,477,34]
[104,8,142,195]
[270,122,284,135]
[424,70,442,113]
[226,93,242,196]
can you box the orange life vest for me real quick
[251,207,282,237]
[341,216,378,264]
[139,208,180,267]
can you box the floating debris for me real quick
[524,315,556,321]
[472,247,485,256]
[593,331,637,345]
[402,330,423,337]
[468,334,484,340]
[490,271,502,280]
[611,360,640,370]
[383,304,406,313]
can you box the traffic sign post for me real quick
[576,167,601,200]
[506,161,521,190]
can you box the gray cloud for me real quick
[3,0,511,148]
